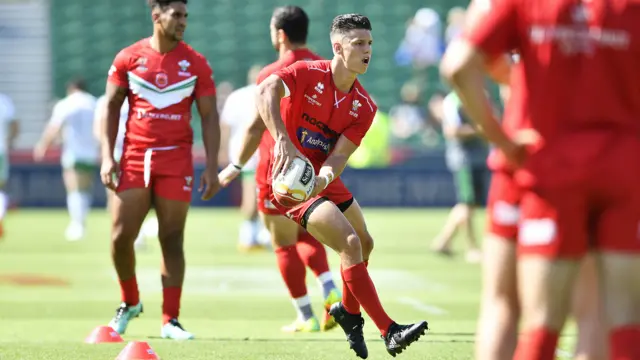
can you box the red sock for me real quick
[342,262,394,336]
[296,231,330,276]
[341,261,368,314]
[162,286,182,324]
[341,264,360,314]
[610,326,640,360]
[275,245,308,298]
[119,276,140,306]
[513,328,558,360]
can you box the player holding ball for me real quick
[257,13,428,359]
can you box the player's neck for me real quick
[330,58,357,93]
[150,33,179,54]
[279,43,307,59]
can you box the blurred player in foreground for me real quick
[442,0,640,359]
[0,93,18,238]
[34,78,98,241]
[94,95,158,251]
[101,0,221,339]
[219,65,271,252]
[256,14,428,358]
[448,1,607,359]
[218,6,342,333]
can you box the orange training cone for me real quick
[116,341,160,360]
[85,326,124,343]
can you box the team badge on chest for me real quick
[155,73,169,88]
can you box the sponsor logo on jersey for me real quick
[301,113,338,138]
[136,110,182,121]
[155,73,169,88]
[314,82,324,94]
[297,127,335,154]
[178,59,191,77]
[529,3,629,55]
[304,93,321,106]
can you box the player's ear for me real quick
[332,42,342,56]
[151,8,161,23]
[277,29,287,45]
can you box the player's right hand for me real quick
[100,157,119,191]
[272,137,300,177]
[218,163,242,187]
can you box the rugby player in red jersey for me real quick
[218,6,342,333]
[460,2,607,359]
[256,14,428,358]
[442,0,640,359]
[100,0,220,339]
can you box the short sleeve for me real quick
[107,50,130,88]
[220,91,238,126]
[274,61,309,98]
[342,101,377,147]
[0,94,15,122]
[463,0,519,58]
[194,57,217,99]
[49,101,67,127]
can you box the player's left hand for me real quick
[199,166,221,201]
[217,163,242,187]
[308,175,327,199]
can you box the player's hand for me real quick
[100,157,119,191]
[308,175,327,199]
[501,139,529,168]
[217,163,242,187]
[199,166,221,200]
[272,137,300,177]
[33,144,46,162]
[504,128,540,167]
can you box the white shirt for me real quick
[95,95,129,156]
[220,84,259,171]
[0,93,16,154]
[50,91,99,162]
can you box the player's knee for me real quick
[158,229,185,255]
[111,224,137,247]
[343,232,362,256]
[359,230,374,258]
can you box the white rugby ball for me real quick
[273,157,316,207]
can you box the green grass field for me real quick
[0,208,577,360]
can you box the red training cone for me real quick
[116,341,160,360]
[85,326,124,343]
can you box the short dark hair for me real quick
[330,14,372,35]
[67,77,86,92]
[272,6,309,44]
[147,0,187,9]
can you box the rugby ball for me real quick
[273,157,316,208]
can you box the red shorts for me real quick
[255,145,280,216]
[486,171,522,240]
[516,132,640,258]
[268,178,354,227]
[117,146,194,203]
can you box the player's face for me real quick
[155,2,188,41]
[338,29,373,75]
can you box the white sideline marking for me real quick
[396,296,448,315]
[114,266,448,296]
